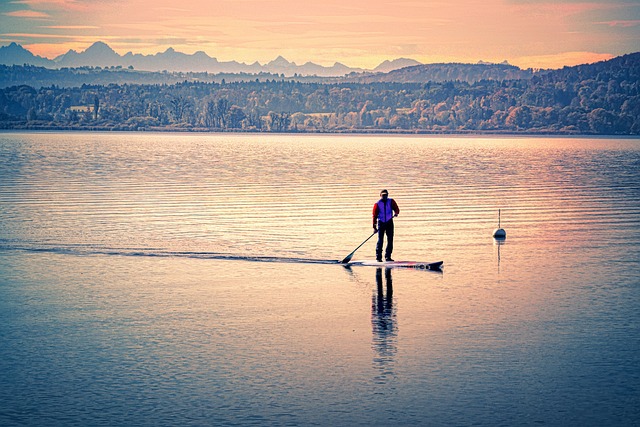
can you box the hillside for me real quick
[0,61,534,89]
[0,54,543,89]
[344,62,538,84]
[0,52,638,135]
[0,64,308,89]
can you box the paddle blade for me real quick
[340,231,376,264]
[340,253,354,264]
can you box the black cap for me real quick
[380,189,388,196]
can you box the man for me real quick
[373,189,400,262]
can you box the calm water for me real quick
[0,132,639,426]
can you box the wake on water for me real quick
[1,241,442,271]
[0,241,341,265]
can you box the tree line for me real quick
[0,53,638,134]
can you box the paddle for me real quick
[341,231,377,264]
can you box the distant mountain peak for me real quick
[87,41,112,50]
[0,42,53,67]
[477,59,511,66]
[268,56,293,67]
[83,41,118,56]
[51,40,120,67]
[374,58,422,73]
[1,42,28,55]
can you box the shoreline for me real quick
[1,124,637,137]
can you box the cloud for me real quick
[10,0,82,8]
[4,10,51,18]
[599,20,640,28]
[1,0,637,68]
[11,0,73,3]
[4,32,79,39]
[43,25,100,29]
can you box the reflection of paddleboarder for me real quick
[373,189,399,262]
[372,268,397,382]
[374,268,394,325]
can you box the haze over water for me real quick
[1,132,639,426]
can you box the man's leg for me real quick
[385,220,394,260]
[376,222,385,261]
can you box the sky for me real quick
[1,0,639,70]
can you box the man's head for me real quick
[380,189,389,200]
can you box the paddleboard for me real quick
[345,260,443,271]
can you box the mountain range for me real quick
[0,41,424,77]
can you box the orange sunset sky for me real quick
[1,0,639,70]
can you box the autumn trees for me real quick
[1,53,638,134]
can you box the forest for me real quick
[0,53,638,134]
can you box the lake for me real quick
[1,132,639,426]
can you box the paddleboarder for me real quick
[373,189,399,262]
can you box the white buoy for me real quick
[493,209,506,239]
